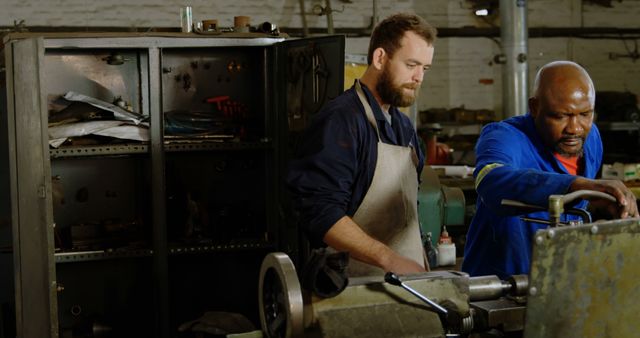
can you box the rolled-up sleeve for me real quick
[286,85,425,247]
[286,102,364,247]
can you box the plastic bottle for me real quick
[437,226,456,267]
[424,232,438,269]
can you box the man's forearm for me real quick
[322,216,425,274]
[323,216,392,268]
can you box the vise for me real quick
[258,217,640,337]
[258,252,527,338]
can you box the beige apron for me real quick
[345,80,425,277]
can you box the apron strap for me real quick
[355,80,381,140]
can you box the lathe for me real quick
[258,189,640,337]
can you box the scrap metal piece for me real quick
[525,218,640,337]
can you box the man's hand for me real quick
[570,177,639,219]
[324,216,427,275]
[380,252,427,275]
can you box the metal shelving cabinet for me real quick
[0,32,344,338]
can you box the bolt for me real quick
[535,236,544,245]
[517,53,527,63]
[529,287,538,296]
[547,230,555,238]
[591,225,598,235]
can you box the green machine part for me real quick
[418,165,466,247]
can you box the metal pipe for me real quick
[372,0,379,27]
[469,274,529,301]
[298,0,309,37]
[468,275,511,301]
[325,0,335,34]
[500,0,528,117]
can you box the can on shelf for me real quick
[180,6,193,33]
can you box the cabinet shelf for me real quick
[163,140,272,152]
[48,141,272,158]
[168,241,275,255]
[50,144,149,158]
[54,248,153,263]
[53,240,274,263]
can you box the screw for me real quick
[547,230,555,238]
[529,287,538,296]
[591,225,598,234]
[535,236,544,245]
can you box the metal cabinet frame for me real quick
[3,33,290,338]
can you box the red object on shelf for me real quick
[425,134,452,165]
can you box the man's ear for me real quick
[371,47,387,70]
[528,97,538,117]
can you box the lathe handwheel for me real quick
[259,252,304,338]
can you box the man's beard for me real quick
[554,136,585,157]
[376,67,419,108]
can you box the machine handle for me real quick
[502,190,617,213]
[384,272,448,316]
[557,189,617,204]
[501,199,546,211]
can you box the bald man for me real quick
[461,61,638,279]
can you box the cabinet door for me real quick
[274,35,345,262]
[277,35,345,133]
[6,37,58,338]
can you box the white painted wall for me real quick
[1,0,638,117]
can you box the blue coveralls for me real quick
[461,114,602,279]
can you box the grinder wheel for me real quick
[259,252,304,338]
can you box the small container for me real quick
[437,226,456,267]
[202,19,218,31]
[234,16,251,33]
[180,6,193,33]
[437,243,456,266]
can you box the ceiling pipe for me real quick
[325,0,335,34]
[500,0,528,117]
[298,0,309,37]
[372,0,379,27]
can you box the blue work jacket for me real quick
[461,114,602,279]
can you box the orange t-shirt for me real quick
[554,153,581,175]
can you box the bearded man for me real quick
[286,13,437,276]
[462,61,638,279]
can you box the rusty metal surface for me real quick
[307,271,470,337]
[471,298,526,332]
[525,218,640,338]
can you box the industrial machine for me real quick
[419,165,466,248]
[258,191,640,338]
[259,252,527,338]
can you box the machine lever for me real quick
[384,272,448,316]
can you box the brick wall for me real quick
[2,0,639,116]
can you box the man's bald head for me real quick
[532,61,595,106]
[529,61,596,157]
